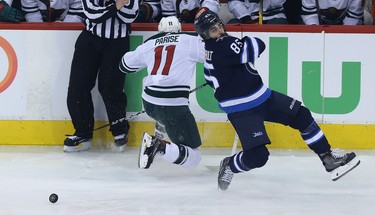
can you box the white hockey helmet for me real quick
[158,16,182,33]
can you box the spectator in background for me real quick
[199,0,221,14]
[160,0,220,23]
[301,0,364,25]
[0,0,24,22]
[64,0,138,153]
[21,0,84,22]
[135,0,161,23]
[135,0,221,23]
[284,0,303,24]
[227,0,288,24]
[363,0,373,24]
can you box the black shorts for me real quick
[228,90,301,150]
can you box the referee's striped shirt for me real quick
[82,0,139,39]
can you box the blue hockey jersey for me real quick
[203,35,271,114]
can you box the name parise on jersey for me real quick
[155,35,180,46]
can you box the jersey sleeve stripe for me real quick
[249,37,259,63]
[144,87,190,99]
[241,40,249,64]
[218,84,271,113]
[119,58,139,73]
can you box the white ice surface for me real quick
[0,146,373,215]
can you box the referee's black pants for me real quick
[67,30,130,138]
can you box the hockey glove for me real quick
[180,7,199,23]
[135,3,154,22]
[0,1,24,23]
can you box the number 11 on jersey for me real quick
[151,45,176,76]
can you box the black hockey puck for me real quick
[49,193,58,203]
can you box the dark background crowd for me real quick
[0,0,373,25]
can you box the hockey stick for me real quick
[231,133,239,155]
[92,111,145,132]
[259,0,263,25]
[190,82,208,93]
[92,83,208,132]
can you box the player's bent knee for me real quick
[289,106,314,130]
[242,145,270,168]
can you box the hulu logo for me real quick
[269,37,360,114]
[126,36,361,115]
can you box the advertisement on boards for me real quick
[0,30,374,124]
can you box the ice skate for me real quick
[217,157,233,191]
[63,135,92,152]
[112,133,128,152]
[319,150,360,181]
[138,132,166,169]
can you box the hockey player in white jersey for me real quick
[161,0,220,23]
[135,0,220,23]
[228,0,288,24]
[119,16,205,169]
[21,0,84,22]
[301,0,364,25]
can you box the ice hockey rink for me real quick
[0,146,373,215]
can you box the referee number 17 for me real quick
[151,45,176,76]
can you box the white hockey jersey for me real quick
[301,0,364,25]
[228,0,286,21]
[21,0,84,22]
[120,32,205,106]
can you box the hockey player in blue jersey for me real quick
[194,8,360,191]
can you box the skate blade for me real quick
[331,157,360,181]
[139,154,150,169]
[63,142,91,153]
[138,132,152,169]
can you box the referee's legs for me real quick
[98,36,130,138]
[67,31,101,138]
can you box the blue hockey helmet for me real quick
[194,8,225,40]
